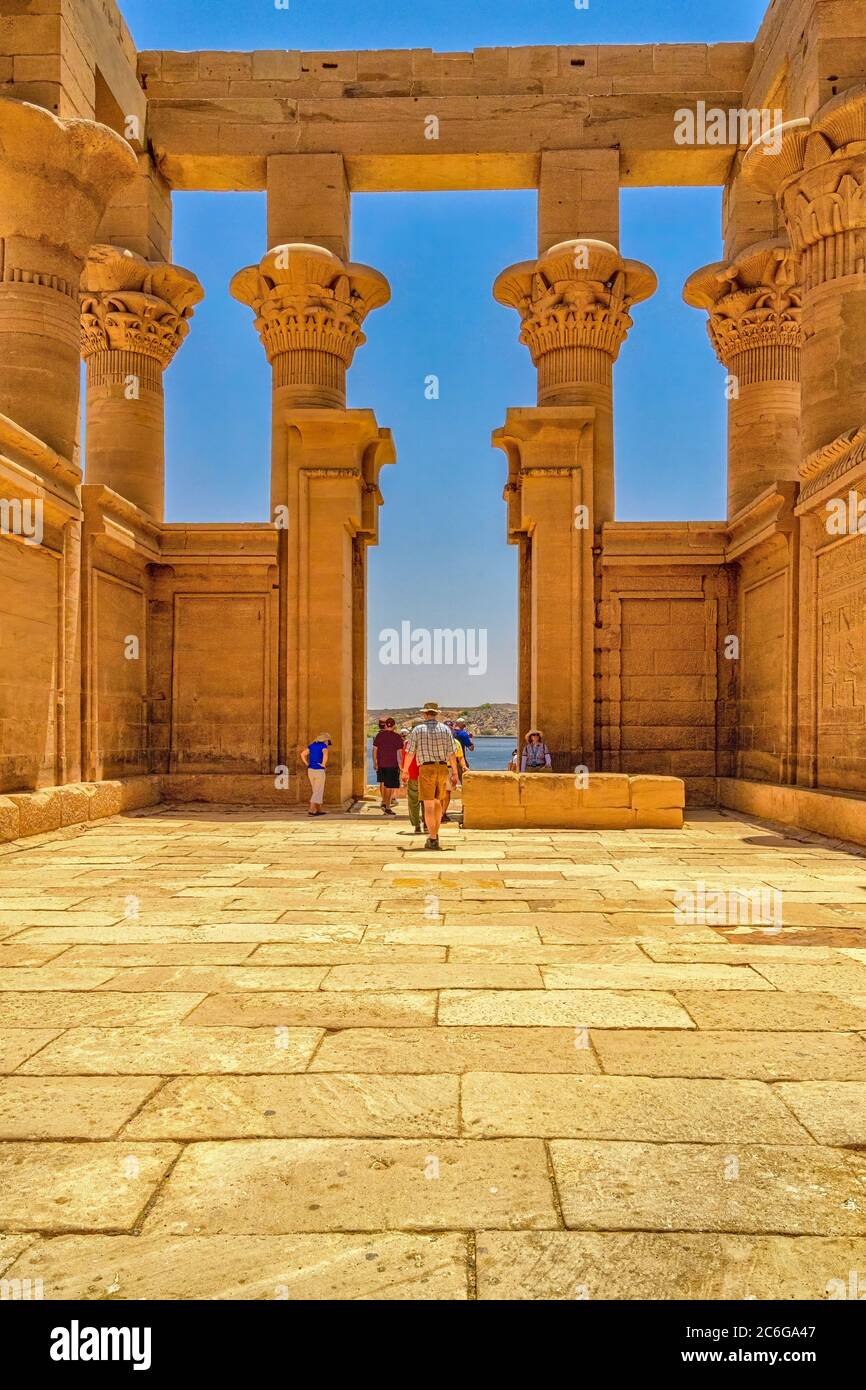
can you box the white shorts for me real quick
[307,768,326,805]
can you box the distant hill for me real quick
[368,703,517,737]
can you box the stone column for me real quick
[231,243,393,804]
[743,87,866,476]
[80,247,203,521]
[684,239,802,519]
[494,239,656,525]
[493,239,655,768]
[0,97,136,463]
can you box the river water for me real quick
[366,734,516,782]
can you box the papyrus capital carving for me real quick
[80,246,204,370]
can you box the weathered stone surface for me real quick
[475,1232,866,1300]
[439,989,694,1028]
[678,992,866,1031]
[774,1083,866,1147]
[144,1139,558,1233]
[0,992,204,1027]
[462,1074,810,1142]
[184,992,437,1028]
[592,1029,866,1080]
[4,1232,470,1300]
[549,1141,866,1234]
[0,1076,161,1138]
[125,1074,459,1138]
[18,1027,323,1075]
[310,1027,600,1074]
[0,1141,179,1232]
[0,1029,63,1072]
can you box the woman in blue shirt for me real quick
[301,733,331,815]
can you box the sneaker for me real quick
[413,826,422,834]
[384,806,396,817]
[424,837,439,850]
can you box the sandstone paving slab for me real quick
[143,1138,558,1234]
[94,966,328,992]
[475,1232,866,1300]
[540,963,771,991]
[12,924,367,944]
[592,1029,866,1081]
[0,1029,63,1072]
[0,1234,39,1275]
[250,944,447,964]
[0,913,125,929]
[0,968,117,991]
[309,1027,601,1074]
[0,945,71,966]
[0,1141,179,1232]
[541,919,720,944]
[774,1083,866,1147]
[184,991,437,1029]
[58,944,260,966]
[0,992,205,1028]
[461,1074,810,1142]
[124,1073,460,1139]
[2,1231,469,1300]
[365,923,542,945]
[548,1141,866,1235]
[750,961,866,993]
[438,989,694,1029]
[678,991,866,1031]
[18,1027,323,1075]
[322,964,543,991]
[638,941,841,964]
[0,1076,162,1139]
[448,944,645,964]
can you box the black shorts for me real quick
[377,767,400,789]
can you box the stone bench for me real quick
[461,772,685,830]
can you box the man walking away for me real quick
[373,716,404,816]
[401,701,458,850]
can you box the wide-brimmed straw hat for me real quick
[524,728,543,741]
[421,701,440,714]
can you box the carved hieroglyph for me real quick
[230,244,391,407]
[494,239,657,404]
[80,246,203,520]
[743,86,866,477]
[684,239,803,517]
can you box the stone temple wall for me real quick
[1,0,866,836]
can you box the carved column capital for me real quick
[494,239,656,403]
[230,244,390,407]
[683,238,802,381]
[743,87,866,293]
[80,246,204,372]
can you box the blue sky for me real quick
[119,0,770,705]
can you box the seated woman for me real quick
[521,729,552,772]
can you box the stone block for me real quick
[7,790,62,838]
[0,797,20,843]
[628,775,686,810]
[58,783,90,827]
[86,781,123,820]
[119,777,162,812]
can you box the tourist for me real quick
[400,727,424,835]
[440,732,465,824]
[508,748,519,772]
[400,701,459,850]
[453,716,474,782]
[301,733,331,815]
[372,716,404,816]
[521,729,552,772]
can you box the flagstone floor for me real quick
[1,798,866,1300]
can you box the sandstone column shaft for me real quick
[684,239,802,519]
[80,247,203,520]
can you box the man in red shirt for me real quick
[372,717,404,816]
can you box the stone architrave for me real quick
[684,239,802,519]
[80,246,203,520]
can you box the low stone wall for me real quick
[0,777,162,843]
[718,778,866,849]
[461,771,685,830]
